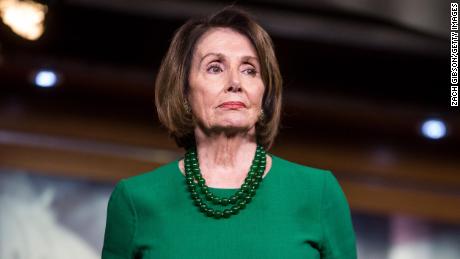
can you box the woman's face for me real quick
[188,27,265,134]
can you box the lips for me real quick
[218,101,246,109]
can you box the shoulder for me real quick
[273,156,349,204]
[270,154,344,195]
[271,154,332,180]
[119,159,180,193]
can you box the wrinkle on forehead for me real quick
[193,27,258,64]
[199,52,259,66]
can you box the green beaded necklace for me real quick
[184,144,267,219]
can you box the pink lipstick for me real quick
[218,101,246,109]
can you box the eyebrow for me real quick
[199,52,259,66]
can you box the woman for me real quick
[102,7,357,259]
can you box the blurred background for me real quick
[0,0,458,258]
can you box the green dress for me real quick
[101,154,357,259]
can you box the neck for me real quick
[193,126,257,174]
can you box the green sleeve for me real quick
[320,171,358,259]
[101,180,137,259]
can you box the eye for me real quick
[241,61,258,76]
[207,64,223,74]
[242,68,257,76]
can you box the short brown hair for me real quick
[154,6,283,150]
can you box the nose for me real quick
[226,68,242,93]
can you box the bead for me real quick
[223,209,232,218]
[213,210,223,219]
[200,187,209,195]
[212,196,222,204]
[231,205,240,214]
[205,208,214,217]
[245,195,252,203]
[206,193,214,201]
[229,196,238,204]
[221,198,229,206]
[238,200,246,209]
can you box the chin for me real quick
[200,114,257,133]
[214,119,256,132]
[220,116,253,126]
